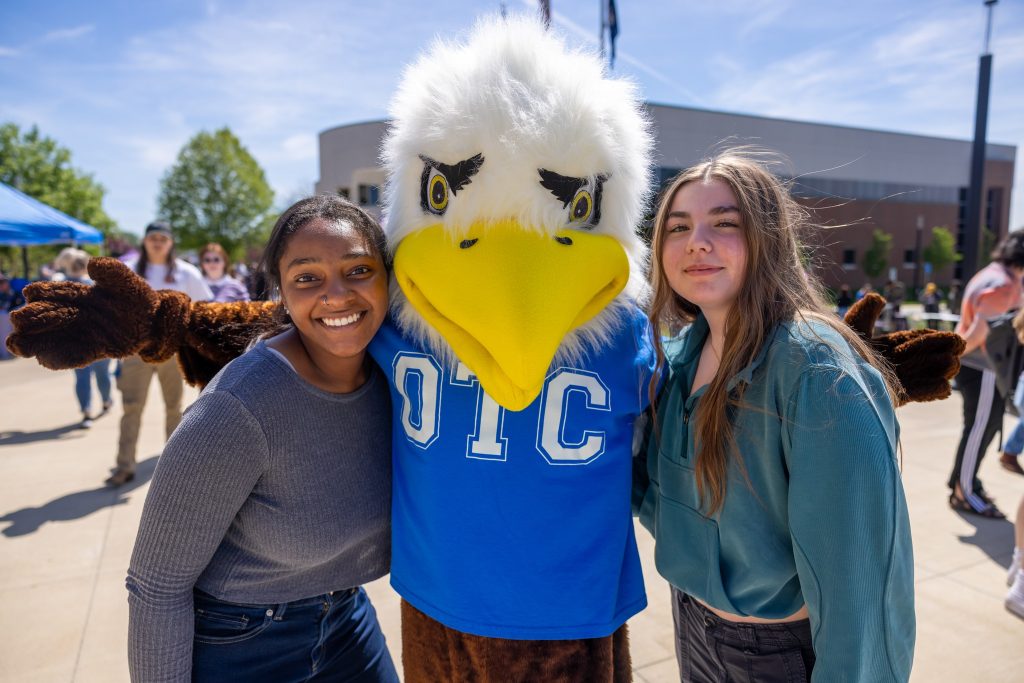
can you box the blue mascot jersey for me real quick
[369,305,655,639]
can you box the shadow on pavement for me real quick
[0,421,87,447]
[0,456,158,537]
[955,511,1015,565]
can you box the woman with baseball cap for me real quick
[106,220,213,486]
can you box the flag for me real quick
[607,0,618,68]
[539,0,551,28]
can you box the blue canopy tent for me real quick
[0,181,105,278]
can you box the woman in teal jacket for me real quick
[634,149,914,682]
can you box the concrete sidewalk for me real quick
[1,355,1022,682]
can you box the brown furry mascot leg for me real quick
[401,601,631,683]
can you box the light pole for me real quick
[962,0,998,283]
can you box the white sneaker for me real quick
[1007,569,1024,621]
[1010,549,1023,587]
[1006,591,1024,620]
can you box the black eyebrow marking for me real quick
[419,153,485,194]
[538,169,586,208]
[538,169,609,227]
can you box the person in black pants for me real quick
[948,232,1024,518]
[949,365,1007,516]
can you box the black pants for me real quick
[672,590,814,683]
[948,365,1005,511]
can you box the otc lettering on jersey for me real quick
[369,306,657,639]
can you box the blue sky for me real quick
[2,0,1023,235]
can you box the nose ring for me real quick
[321,295,328,305]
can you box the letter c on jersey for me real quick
[536,369,611,465]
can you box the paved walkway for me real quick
[1,355,1022,682]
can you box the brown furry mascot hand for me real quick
[844,292,965,406]
[7,257,278,387]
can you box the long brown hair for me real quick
[647,147,898,515]
[136,232,178,284]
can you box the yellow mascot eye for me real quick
[569,189,593,223]
[428,170,449,214]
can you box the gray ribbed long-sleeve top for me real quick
[126,341,391,682]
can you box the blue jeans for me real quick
[73,359,112,413]
[1006,374,1024,456]
[191,587,399,682]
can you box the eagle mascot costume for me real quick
[8,16,962,683]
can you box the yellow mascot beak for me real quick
[394,221,628,411]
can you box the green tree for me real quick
[921,226,960,274]
[862,229,892,280]
[157,127,273,254]
[0,122,116,232]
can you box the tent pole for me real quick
[21,246,29,279]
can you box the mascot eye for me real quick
[569,189,593,224]
[426,169,450,215]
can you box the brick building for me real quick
[315,104,1016,293]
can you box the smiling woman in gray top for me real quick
[126,196,399,683]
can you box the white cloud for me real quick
[0,46,19,58]
[41,25,95,43]
[124,136,186,172]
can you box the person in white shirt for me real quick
[106,220,213,486]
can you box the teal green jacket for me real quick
[634,315,914,682]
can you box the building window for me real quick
[337,187,350,199]
[842,248,856,271]
[358,184,380,206]
[903,249,916,268]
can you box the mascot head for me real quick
[382,15,653,410]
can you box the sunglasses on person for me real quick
[202,256,223,263]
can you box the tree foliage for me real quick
[157,127,273,255]
[0,122,116,232]
[862,229,892,280]
[921,226,960,274]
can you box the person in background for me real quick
[1006,496,1024,619]
[947,279,963,314]
[53,248,114,428]
[199,243,250,303]
[855,281,873,301]
[998,309,1024,479]
[947,231,1024,517]
[1004,305,1024,613]
[635,150,913,682]
[922,282,942,330]
[0,272,24,360]
[836,283,853,317]
[107,220,212,487]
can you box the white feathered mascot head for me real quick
[382,15,653,410]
